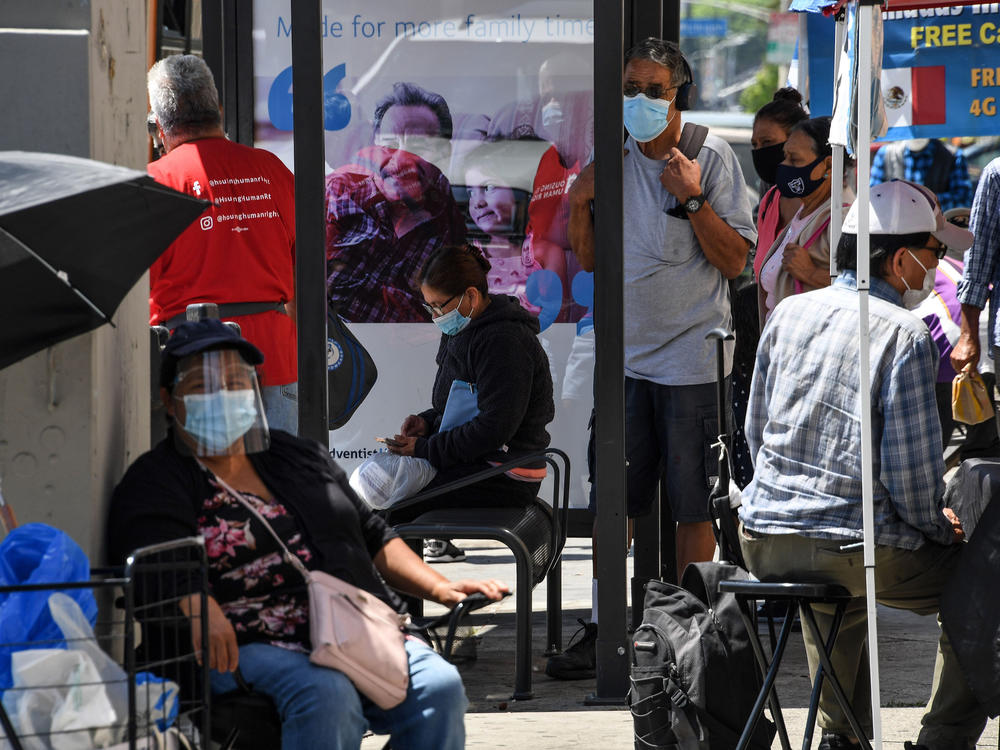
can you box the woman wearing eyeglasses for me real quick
[386,244,555,558]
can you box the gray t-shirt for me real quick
[624,133,756,386]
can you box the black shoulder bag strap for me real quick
[677,122,709,161]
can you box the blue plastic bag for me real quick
[0,523,97,690]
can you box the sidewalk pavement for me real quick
[365,538,999,749]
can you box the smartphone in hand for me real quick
[375,436,403,447]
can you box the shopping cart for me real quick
[0,537,210,750]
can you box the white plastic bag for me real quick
[0,594,180,750]
[3,648,114,750]
[349,453,437,509]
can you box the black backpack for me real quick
[628,562,775,750]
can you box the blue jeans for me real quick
[210,639,467,750]
[260,382,298,435]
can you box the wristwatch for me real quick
[683,193,706,214]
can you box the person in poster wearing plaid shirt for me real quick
[325,82,467,323]
[739,181,987,750]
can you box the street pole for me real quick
[291,0,329,446]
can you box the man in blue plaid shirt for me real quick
[954,157,1000,374]
[740,181,987,750]
[870,139,973,212]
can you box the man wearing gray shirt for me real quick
[547,38,755,680]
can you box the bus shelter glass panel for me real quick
[252,0,596,508]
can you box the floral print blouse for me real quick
[198,480,313,652]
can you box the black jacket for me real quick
[106,429,403,611]
[413,294,555,470]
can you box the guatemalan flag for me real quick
[880,66,947,129]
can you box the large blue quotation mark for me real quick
[267,63,351,132]
[525,269,595,333]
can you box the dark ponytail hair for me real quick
[754,87,808,134]
[791,116,833,159]
[418,243,492,297]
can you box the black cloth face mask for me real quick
[774,155,826,198]
[752,142,786,186]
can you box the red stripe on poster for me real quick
[911,66,946,125]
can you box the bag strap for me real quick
[677,122,709,161]
[791,214,834,295]
[201,465,312,584]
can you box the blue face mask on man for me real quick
[623,93,674,143]
[432,293,473,336]
[181,389,259,453]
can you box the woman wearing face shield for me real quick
[386,244,555,562]
[755,116,855,325]
[108,319,508,750]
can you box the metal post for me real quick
[662,0,681,42]
[233,2,255,146]
[290,0,329,446]
[201,0,223,100]
[587,0,629,703]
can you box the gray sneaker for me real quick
[424,539,466,563]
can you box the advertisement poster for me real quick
[252,0,596,507]
[807,3,1000,140]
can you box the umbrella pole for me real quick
[855,3,883,747]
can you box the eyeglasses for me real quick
[421,293,458,317]
[917,244,948,260]
[622,82,679,100]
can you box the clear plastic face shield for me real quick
[168,349,270,457]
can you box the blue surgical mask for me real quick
[623,93,674,143]
[181,389,258,453]
[433,293,472,336]
[541,101,564,131]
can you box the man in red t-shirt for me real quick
[147,55,298,432]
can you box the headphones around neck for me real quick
[675,54,697,112]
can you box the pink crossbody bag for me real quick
[210,473,411,710]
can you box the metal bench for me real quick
[386,448,571,700]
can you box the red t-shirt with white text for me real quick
[148,138,297,387]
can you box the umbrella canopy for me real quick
[0,151,209,370]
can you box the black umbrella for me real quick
[0,151,209,370]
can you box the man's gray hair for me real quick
[148,54,221,136]
[625,38,689,88]
[372,82,452,140]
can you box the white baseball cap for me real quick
[842,179,975,251]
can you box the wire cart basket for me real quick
[0,537,211,750]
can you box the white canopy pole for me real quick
[831,12,847,277]
[855,4,883,747]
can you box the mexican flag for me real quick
[881,65,947,129]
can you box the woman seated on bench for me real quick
[107,319,508,750]
[386,243,556,561]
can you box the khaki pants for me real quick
[739,527,987,749]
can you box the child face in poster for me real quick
[467,167,517,239]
